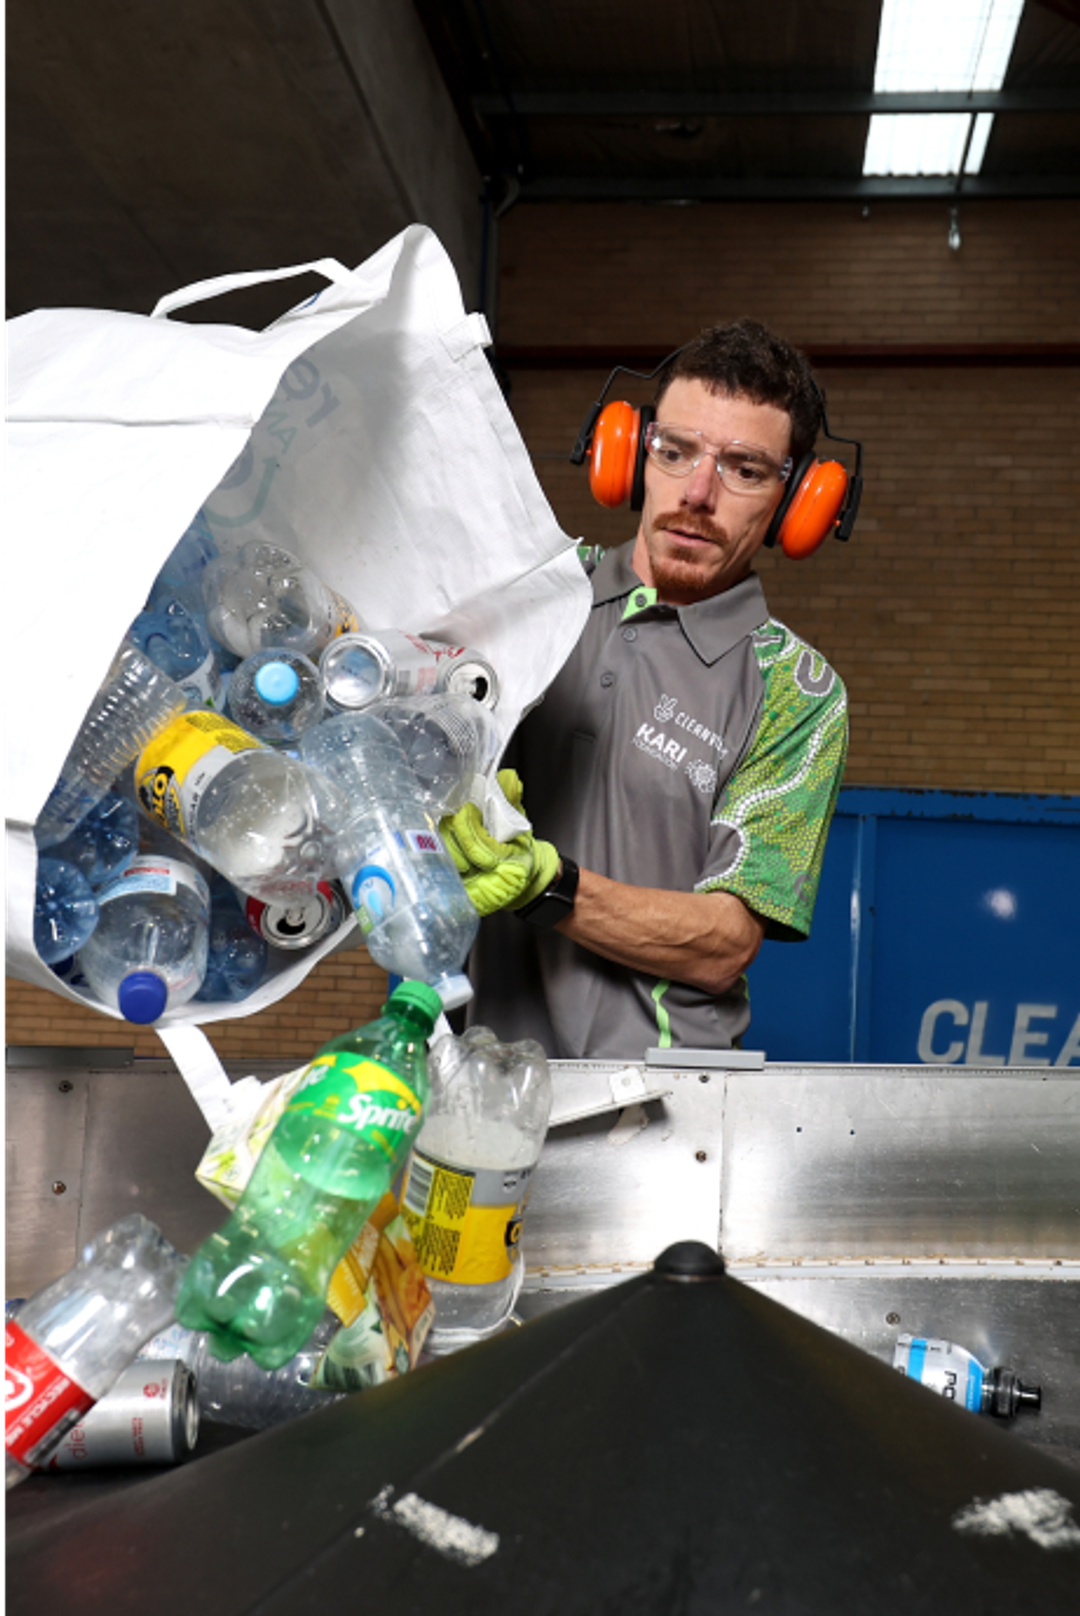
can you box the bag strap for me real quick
[156,1024,237,1134]
[151,258,355,319]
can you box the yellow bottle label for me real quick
[400,1149,534,1286]
[136,712,262,836]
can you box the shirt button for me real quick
[622,627,637,642]
[600,672,615,688]
[634,593,648,608]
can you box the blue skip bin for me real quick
[746,788,1080,1067]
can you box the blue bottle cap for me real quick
[117,971,169,1024]
[254,661,299,706]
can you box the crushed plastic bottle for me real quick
[892,1333,1042,1418]
[127,597,225,712]
[175,980,441,1370]
[368,692,499,816]
[202,540,360,662]
[194,878,269,1004]
[46,790,138,888]
[227,649,324,748]
[33,857,100,966]
[5,1214,187,1487]
[77,854,210,1023]
[138,1313,343,1431]
[301,711,478,1009]
[401,1025,552,1354]
[35,644,187,849]
[135,711,342,904]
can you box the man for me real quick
[443,318,849,1060]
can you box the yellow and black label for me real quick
[400,1149,535,1287]
[136,712,262,836]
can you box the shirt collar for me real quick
[590,541,770,665]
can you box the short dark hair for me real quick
[654,319,822,466]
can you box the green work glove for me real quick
[439,773,560,918]
[494,770,560,910]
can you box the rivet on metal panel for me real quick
[58,1081,73,1093]
[695,1150,708,1163]
[52,1181,67,1195]
[886,1312,901,1325]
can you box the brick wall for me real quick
[6,946,389,1062]
[496,197,1080,794]
[8,197,1078,1054]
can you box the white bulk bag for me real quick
[6,225,590,1123]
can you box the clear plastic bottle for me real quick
[321,630,499,713]
[134,711,342,904]
[127,597,225,712]
[5,1214,187,1488]
[77,854,210,1024]
[368,693,499,816]
[138,1312,344,1431]
[175,980,440,1370]
[194,878,269,1003]
[300,711,478,1009]
[401,1026,552,1353]
[33,856,100,966]
[35,644,187,848]
[892,1333,1042,1418]
[227,649,325,748]
[46,790,138,888]
[202,540,360,662]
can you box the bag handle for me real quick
[156,1023,238,1134]
[151,257,355,320]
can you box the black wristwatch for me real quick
[515,857,580,929]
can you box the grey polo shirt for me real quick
[469,541,848,1060]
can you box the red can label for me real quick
[5,1320,95,1469]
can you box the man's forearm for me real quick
[555,866,766,995]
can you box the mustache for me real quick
[654,512,728,545]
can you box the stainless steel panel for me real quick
[524,1064,725,1274]
[77,1065,236,1266]
[721,1072,1080,1262]
[733,1272,1080,1472]
[5,1065,90,1298]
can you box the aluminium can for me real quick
[244,879,348,949]
[42,1359,199,1470]
[321,630,499,713]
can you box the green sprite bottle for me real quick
[175,980,441,1370]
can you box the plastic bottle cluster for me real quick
[34,512,501,1023]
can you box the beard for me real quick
[644,512,731,600]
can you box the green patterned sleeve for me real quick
[698,623,848,939]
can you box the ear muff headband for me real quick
[571,355,864,551]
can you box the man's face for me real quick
[631,378,792,605]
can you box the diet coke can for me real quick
[42,1359,199,1470]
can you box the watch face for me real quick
[519,891,573,929]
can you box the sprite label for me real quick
[274,1054,425,1192]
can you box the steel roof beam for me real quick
[475,89,1080,117]
[518,174,1080,200]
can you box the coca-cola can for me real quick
[42,1360,199,1470]
[244,880,348,949]
[321,630,499,712]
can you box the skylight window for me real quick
[863,0,1026,177]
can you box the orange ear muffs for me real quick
[588,400,645,508]
[766,455,850,559]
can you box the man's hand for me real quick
[439,770,559,916]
